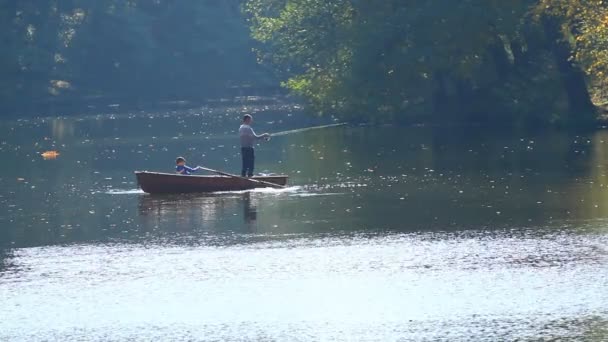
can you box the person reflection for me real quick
[242,192,257,225]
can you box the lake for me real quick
[1,102,607,341]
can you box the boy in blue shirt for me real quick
[175,157,202,175]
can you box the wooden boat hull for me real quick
[135,171,288,194]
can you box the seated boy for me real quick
[175,157,202,175]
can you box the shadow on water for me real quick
[0,248,14,273]
[0,248,23,280]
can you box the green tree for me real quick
[536,0,608,104]
[0,0,275,115]
[246,0,599,126]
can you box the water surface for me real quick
[1,104,608,340]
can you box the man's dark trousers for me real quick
[241,147,255,177]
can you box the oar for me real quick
[197,166,285,189]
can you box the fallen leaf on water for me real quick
[41,150,60,159]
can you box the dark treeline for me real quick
[3,1,608,127]
[246,0,608,127]
[0,0,276,115]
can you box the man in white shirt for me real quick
[239,114,270,177]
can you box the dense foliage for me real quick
[0,0,274,114]
[537,0,608,103]
[2,1,608,126]
[246,0,608,126]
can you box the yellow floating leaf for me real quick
[41,150,60,159]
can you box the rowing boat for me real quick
[135,171,288,194]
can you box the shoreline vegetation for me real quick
[2,1,608,128]
[245,0,608,129]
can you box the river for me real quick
[1,103,607,340]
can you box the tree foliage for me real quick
[2,0,607,126]
[0,0,273,114]
[246,0,604,126]
[537,0,608,74]
[536,0,608,101]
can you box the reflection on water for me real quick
[2,108,608,340]
[243,192,258,225]
[137,192,260,234]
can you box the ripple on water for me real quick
[212,185,302,195]
[103,189,146,195]
[1,231,607,341]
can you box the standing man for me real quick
[239,114,270,177]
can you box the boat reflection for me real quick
[137,192,259,234]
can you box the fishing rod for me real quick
[270,123,346,137]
